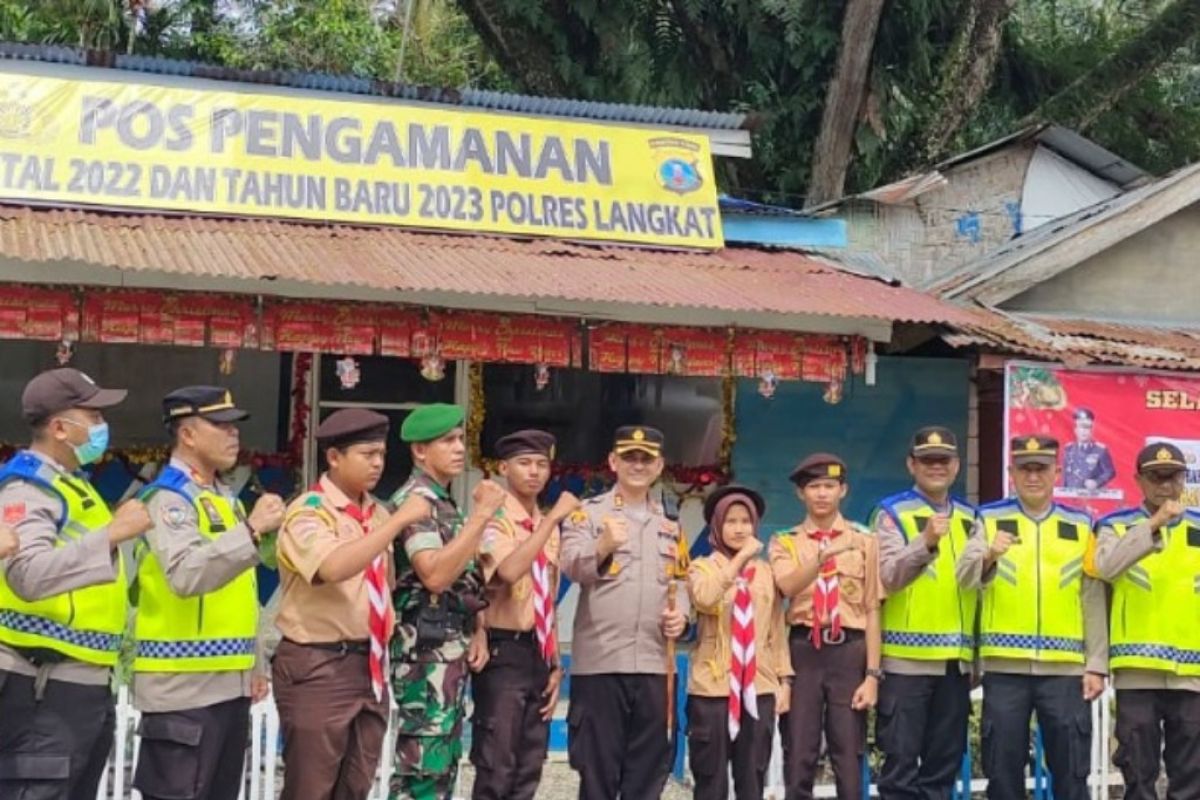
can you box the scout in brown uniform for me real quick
[0,368,152,800]
[471,430,580,800]
[687,485,792,800]
[273,409,431,800]
[770,453,882,800]
[131,386,286,800]
[560,425,691,800]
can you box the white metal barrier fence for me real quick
[99,685,1122,799]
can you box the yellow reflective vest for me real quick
[0,451,127,666]
[875,490,977,662]
[978,499,1091,664]
[133,465,257,673]
[1097,506,1200,675]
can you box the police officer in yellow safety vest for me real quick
[1087,442,1200,800]
[872,426,977,800]
[0,368,152,800]
[956,435,1108,800]
[131,386,286,800]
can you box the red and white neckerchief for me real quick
[344,501,390,701]
[520,518,558,665]
[728,564,759,740]
[808,530,841,650]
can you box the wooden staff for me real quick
[666,579,678,738]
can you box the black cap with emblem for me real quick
[163,386,249,425]
[910,426,958,457]
[1011,435,1059,466]
[494,429,556,460]
[1136,442,1186,475]
[613,425,664,457]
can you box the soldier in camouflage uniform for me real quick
[389,403,507,800]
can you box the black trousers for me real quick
[876,666,971,800]
[687,693,776,800]
[980,673,1091,800]
[469,633,552,800]
[1113,688,1200,800]
[133,696,251,800]
[0,669,115,800]
[782,628,866,800]
[567,673,674,800]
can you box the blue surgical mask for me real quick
[62,419,110,465]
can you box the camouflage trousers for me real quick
[389,655,470,800]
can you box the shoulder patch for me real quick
[160,504,188,530]
[304,494,322,508]
[3,502,25,524]
[568,509,589,524]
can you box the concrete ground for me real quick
[455,760,694,799]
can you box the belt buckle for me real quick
[337,641,353,656]
[822,627,846,646]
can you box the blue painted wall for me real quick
[732,355,970,534]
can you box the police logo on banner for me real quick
[650,137,705,195]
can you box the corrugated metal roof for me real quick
[0,41,748,131]
[0,203,969,326]
[944,308,1200,370]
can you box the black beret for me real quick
[702,485,766,525]
[789,452,847,486]
[317,408,390,448]
[495,429,556,460]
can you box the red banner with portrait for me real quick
[1005,361,1200,518]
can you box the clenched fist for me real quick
[472,479,507,517]
[988,531,1017,559]
[921,514,950,549]
[597,516,629,560]
[109,499,152,545]
[0,524,17,559]
[550,491,582,522]
[1152,499,1184,528]
[248,493,286,537]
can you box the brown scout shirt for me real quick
[478,494,560,634]
[1090,508,1200,691]
[687,553,792,699]
[559,487,691,675]
[769,514,881,629]
[133,457,267,713]
[275,474,392,644]
[0,449,121,686]
[956,510,1108,677]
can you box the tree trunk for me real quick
[1026,0,1200,132]
[922,0,1017,162]
[805,0,887,208]
[455,0,570,96]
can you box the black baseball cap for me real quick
[21,368,127,424]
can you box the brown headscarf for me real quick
[707,491,761,558]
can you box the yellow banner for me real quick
[0,69,722,248]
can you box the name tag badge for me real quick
[1057,520,1079,541]
[1187,526,1200,548]
[997,519,1020,542]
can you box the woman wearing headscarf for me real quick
[686,485,792,800]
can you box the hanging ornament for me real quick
[757,369,778,399]
[534,362,551,391]
[218,348,237,376]
[823,380,844,405]
[666,345,686,375]
[55,339,75,366]
[420,352,446,382]
[335,356,361,389]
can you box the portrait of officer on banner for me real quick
[1060,408,1117,496]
